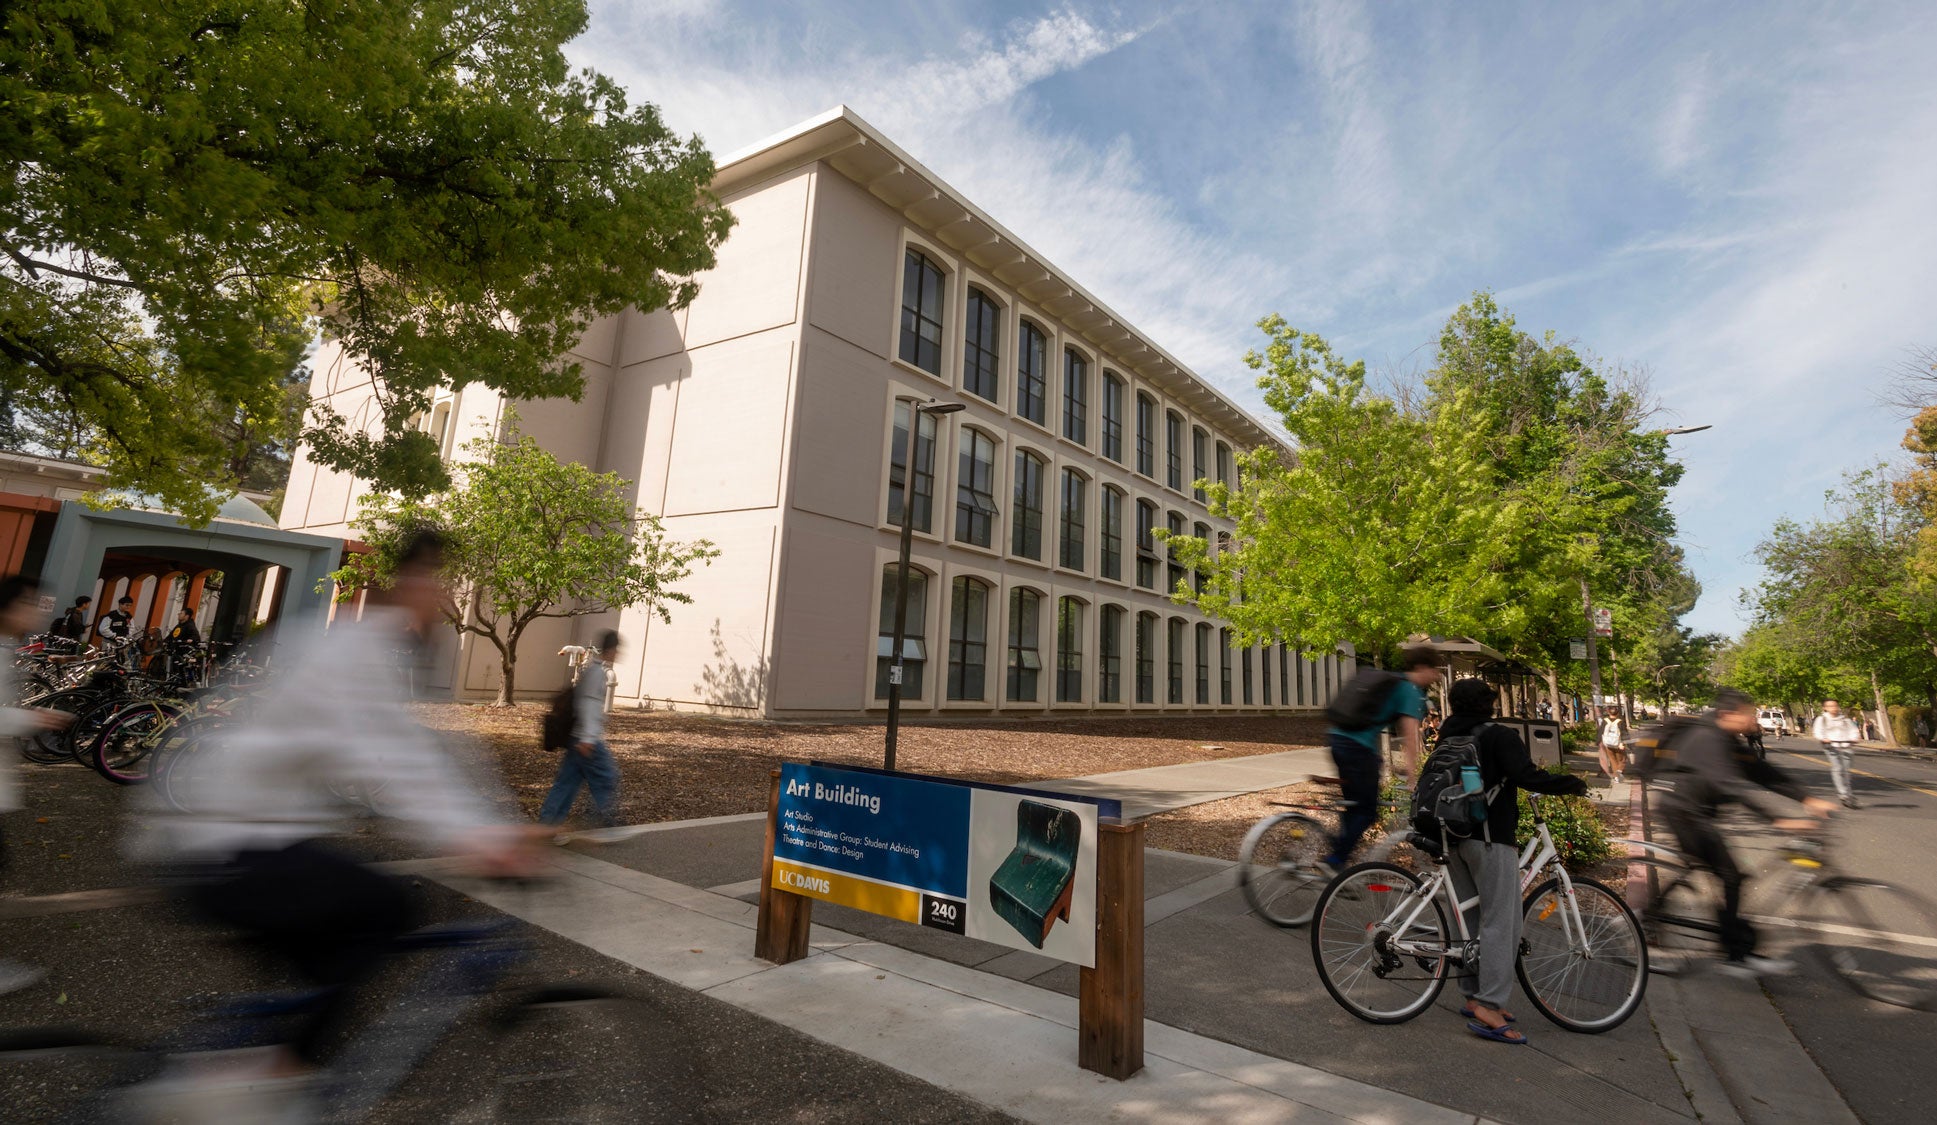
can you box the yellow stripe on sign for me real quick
[770,860,921,923]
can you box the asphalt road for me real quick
[1744,736,1937,1125]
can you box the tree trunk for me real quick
[1871,668,1896,746]
[498,653,517,707]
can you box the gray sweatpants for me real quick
[1448,838,1521,1009]
[1821,742,1854,800]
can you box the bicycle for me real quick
[1310,794,1649,1032]
[1238,777,1408,927]
[1627,817,1937,1010]
[0,880,681,1122]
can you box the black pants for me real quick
[189,840,416,1063]
[1659,803,1756,961]
[1325,735,1382,867]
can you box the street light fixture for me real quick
[1658,424,1712,436]
[885,397,966,771]
[1654,663,1682,717]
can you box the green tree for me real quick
[332,416,718,705]
[2,0,732,521]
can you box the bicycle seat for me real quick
[1405,831,1445,861]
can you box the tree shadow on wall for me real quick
[695,619,769,711]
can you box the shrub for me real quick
[1515,765,1614,871]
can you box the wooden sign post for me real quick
[755,769,813,964]
[1079,820,1144,1079]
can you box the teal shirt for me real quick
[1330,678,1426,751]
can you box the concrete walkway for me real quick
[1018,746,1335,818]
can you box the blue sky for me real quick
[571,1,1937,637]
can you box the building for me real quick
[278,107,1353,718]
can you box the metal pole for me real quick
[1581,576,1604,722]
[884,434,920,774]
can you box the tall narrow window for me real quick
[1007,588,1042,702]
[964,288,1001,403]
[1166,511,1187,593]
[1165,411,1184,490]
[1062,349,1088,444]
[1282,643,1293,706]
[1012,450,1045,560]
[1056,597,1084,703]
[1136,500,1159,589]
[947,576,990,701]
[887,401,937,533]
[1100,487,1124,581]
[1195,623,1212,705]
[1018,321,1048,426]
[1101,374,1124,462]
[1220,628,1234,705]
[1167,618,1186,704]
[955,430,998,547]
[1058,469,1086,571]
[1192,427,1209,502]
[1135,393,1156,477]
[898,249,944,375]
[1260,644,1272,706]
[875,566,928,700]
[1192,520,1211,595]
[1099,605,1124,704]
[1136,612,1158,704]
[1216,441,1233,492]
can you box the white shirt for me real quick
[0,650,40,812]
[140,609,498,862]
[1812,712,1861,744]
[572,658,609,744]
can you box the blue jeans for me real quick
[1324,733,1382,867]
[538,739,619,827]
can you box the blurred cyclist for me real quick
[1,574,75,993]
[138,529,540,1089]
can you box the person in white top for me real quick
[142,529,539,1073]
[1598,711,1627,786]
[1810,700,1863,809]
[1,575,74,994]
[538,630,622,831]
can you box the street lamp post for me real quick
[885,398,965,771]
[1655,663,1682,717]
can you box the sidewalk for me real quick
[1014,746,1335,817]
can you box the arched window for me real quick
[1056,597,1085,703]
[1011,450,1046,560]
[947,576,991,701]
[1135,611,1158,704]
[1220,627,1235,705]
[1100,487,1124,581]
[1017,321,1048,426]
[898,249,945,375]
[1135,392,1156,477]
[887,400,937,533]
[1166,617,1186,704]
[1007,587,1043,702]
[1282,642,1294,706]
[1062,349,1088,444]
[1165,410,1185,490]
[1192,427,1209,502]
[1099,605,1125,704]
[1135,499,1159,589]
[1195,622,1213,705]
[1101,373,1125,462]
[1166,511,1187,593]
[964,287,1002,403]
[955,429,998,547]
[1058,468,1086,571]
[1192,520,1211,595]
[1261,643,1272,706]
[1216,440,1233,492]
[875,565,929,700]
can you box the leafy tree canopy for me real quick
[2,0,732,521]
[331,412,717,705]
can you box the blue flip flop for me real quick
[1468,1020,1528,1045]
[1460,1006,1515,1022]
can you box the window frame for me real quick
[1166,510,1187,595]
[1215,440,1233,492]
[1100,372,1125,463]
[1010,446,1048,562]
[1165,410,1185,491]
[1166,617,1186,705]
[873,563,934,704]
[897,247,947,377]
[1006,585,1045,704]
[885,398,940,536]
[953,426,1002,551]
[945,574,993,703]
[1098,603,1125,705]
[1061,347,1089,446]
[1099,486,1125,582]
[1057,465,1088,573]
[1220,627,1234,705]
[962,285,1003,405]
[1016,319,1050,429]
[1195,622,1212,705]
[1054,595,1086,705]
[1135,392,1157,478]
[1135,611,1159,705]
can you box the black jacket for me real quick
[1438,714,1587,846]
[1660,717,1808,819]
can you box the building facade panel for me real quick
[681,168,811,349]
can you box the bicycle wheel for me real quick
[1797,877,1937,1010]
[1638,859,1719,975]
[1238,812,1332,927]
[151,716,227,814]
[1310,862,1448,1023]
[91,701,179,784]
[19,689,95,764]
[63,694,129,764]
[1518,877,1649,1032]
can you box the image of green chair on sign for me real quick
[988,800,1081,948]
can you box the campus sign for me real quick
[770,762,1107,966]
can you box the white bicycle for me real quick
[1310,795,1649,1032]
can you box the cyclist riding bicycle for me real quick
[1652,688,1836,978]
[135,529,542,1108]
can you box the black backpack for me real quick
[540,684,578,752]
[1324,667,1402,731]
[1628,715,1698,779]
[1411,725,1500,841]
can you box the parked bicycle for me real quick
[1628,820,1937,1010]
[1238,776,1408,927]
[1311,794,1648,1032]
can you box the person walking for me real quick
[1916,714,1931,748]
[539,630,622,836]
[1,575,75,994]
[1319,643,1439,872]
[1438,678,1588,1044]
[1598,711,1627,786]
[51,595,90,641]
[1811,700,1862,809]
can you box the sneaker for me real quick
[1717,955,1797,979]
[0,958,47,995]
[1842,796,1861,809]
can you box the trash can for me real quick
[1522,719,1563,767]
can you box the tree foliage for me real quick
[332,415,718,705]
[2,0,732,521]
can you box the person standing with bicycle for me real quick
[1657,689,1836,978]
[1810,699,1862,809]
[1320,644,1439,872]
[1436,678,1588,1044]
